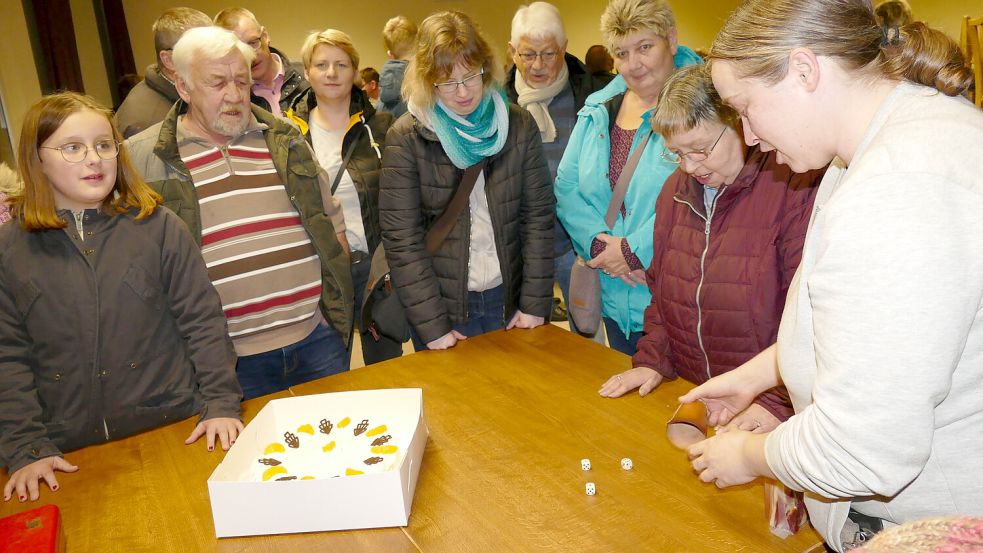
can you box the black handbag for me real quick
[362,160,487,343]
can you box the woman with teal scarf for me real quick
[378,11,555,351]
[555,0,703,355]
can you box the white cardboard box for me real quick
[207,388,428,538]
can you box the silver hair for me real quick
[510,2,566,46]
[172,26,255,88]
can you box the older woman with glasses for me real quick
[598,65,824,434]
[554,0,702,355]
[378,11,554,351]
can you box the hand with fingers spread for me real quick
[427,330,467,350]
[599,367,664,397]
[3,456,78,502]
[506,310,545,330]
[687,430,771,488]
[186,417,244,452]
[678,345,780,427]
[587,234,631,276]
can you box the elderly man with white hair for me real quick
[126,26,354,400]
[505,1,612,337]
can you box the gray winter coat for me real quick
[0,208,241,473]
[379,104,555,343]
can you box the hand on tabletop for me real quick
[587,234,631,276]
[720,403,781,434]
[3,456,78,502]
[427,330,467,350]
[678,369,760,428]
[599,367,663,398]
[185,417,244,451]
[506,310,545,330]
[688,430,768,488]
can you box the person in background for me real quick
[214,7,310,117]
[874,0,912,28]
[0,163,20,225]
[378,15,417,119]
[379,11,554,351]
[555,0,702,355]
[585,44,616,79]
[682,1,983,550]
[1,92,241,502]
[360,67,381,108]
[115,7,211,138]
[598,65,823,437]
[505,1,611,340]
[287,30,401,365]
[126,27,353,400]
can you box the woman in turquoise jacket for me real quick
[555,0,702,354]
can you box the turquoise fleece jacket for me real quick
[555,45,702,338]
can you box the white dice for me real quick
[581,458,591,471]
[621,457,633,470]
[585,482,596,495]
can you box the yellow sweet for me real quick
[370,445,398,454]
[365,425,388,437]
[301,476,315,480]
[337,417,351,428]
[264,443,286,455]
[322,441,336,452]
[296,424,314,435]
[345,468,364,476]
[262,466,287,481]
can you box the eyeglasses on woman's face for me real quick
[41,140,120,163]
[660,126,727,165]
[434,68,485,94]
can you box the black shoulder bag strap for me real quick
[423,158,488,254]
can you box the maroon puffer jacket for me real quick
[632,147,823,421]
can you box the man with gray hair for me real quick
[126,26,353,400]
[115,7,211,138]
[214,7,309,117]
[505,1,611,337]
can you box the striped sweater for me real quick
[177,125,322,356]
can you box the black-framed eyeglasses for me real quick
[41,140,120,163]
[517,51,558,64]
[434,68,485,94]
[660,126,727,164]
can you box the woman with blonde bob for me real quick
[554,0,702,355]
[681,1,983,550]
[379,11,554,350]
[286,29,400,365]
[599,65,823,436]
[0,92,241,503]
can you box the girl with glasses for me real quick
[379,11,554,351]
[0,92,242,502]
[599,65,824,437]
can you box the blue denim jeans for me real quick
[236,320,349,400]
[411,285,505,351]
[603,317,643,356]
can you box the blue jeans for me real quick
[236,320,349,400]
[411,285,505,351]
[603,317,643,356]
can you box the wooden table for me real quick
[1,325,823,552]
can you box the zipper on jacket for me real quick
[673,185,727,381]
[73,211,85,241]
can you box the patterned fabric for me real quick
[0,193,10,225]
[430,89,509,169]
[177,126,321,356]
[590,124,642,270]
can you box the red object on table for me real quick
[0,504,65,553]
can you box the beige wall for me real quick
[72,0,114,109]
[122,0,744,77]
[0,2,42,157]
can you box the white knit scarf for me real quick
[514,62,569,143]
